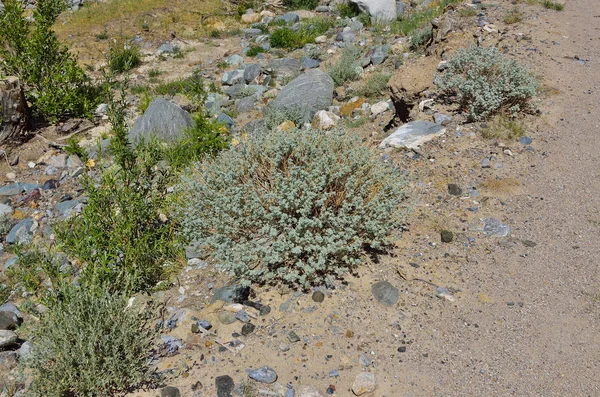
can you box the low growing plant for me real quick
[283,0,318,10]
[409,26,432,50]
[109,37,142,73]
[270,17,332,49]
[328,45,362,86]
[356,72,392,97]
[247,45,267,57]
[181,127,404,288]
[542,0,564,10]
[436,45,537,120]
[503,8,523,24]
[24,286,158,397]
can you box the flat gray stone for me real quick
[351,0,396,22]
[129,97,194,143]
[371,281,399,306]
[379,120,446,149]
[267,58,303,80]
[0,330,17,348]
[244,63,262,83]
[0,311,19,330]
[483,218,510,237]
[247,366,278,384]
[6,218,34,244]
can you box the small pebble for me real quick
[312,291,325,303]
[241,323,256,336]
[288,331,301,343]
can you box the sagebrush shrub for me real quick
[328,45,362,86]
[436,45,537,120]
[24,286,157,397]
[181,128,404,288]
[0,0,100,121]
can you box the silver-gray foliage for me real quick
[181,128,404,287]
[436,45,537,121]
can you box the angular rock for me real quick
[0,76,29,146]
[17,340,31,361]
[379,120,445,149]
[278,12,300,23]
[212,285,250,303]
[0,203,13,217]
[0,311,19,330]
[244,63,262,83]
[311,110,339,130]
[236,95,257,113]
[351,0,396,22]
[0,182,38,196]
[6,218,35,244]
[247,366,278,383]
[433,112,452,125]
[267,58,303,80]
[0,330,17,348]
[216,375,235,397]
[301,57,320,69]
[129,97,194,143]
[225,54,244,66]
[222,69,245,86]
[272,69,334,123]
[0,303,21,318]
[352,372,377,395]
[371,281,399,306]
[370,101,390,116]
[161,386,181,397]
[218,311,237,325]
[241,12,261,24]
[483,218,510,237]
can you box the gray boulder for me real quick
[351,0,397,22]
[6,218,35,245]
[244,64,262,83]
[128,97,194,143]
[236,95,258,113]
[272,69,334,123]
[267,58,303,80]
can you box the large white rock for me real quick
[351,0,397,22]
[378,120,445,149]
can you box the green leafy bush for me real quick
[55,86,183,293]
[0,0,100,121]
[391,0,461,36]
[436,45,537,120]
[247,45,267,57]
[336,1,361,18]
[24,286,157,397]
[270,17,332,49]
[153,72,206,106]
[283,0,318,10]
[181,128,404,288]
[328,45,362,87]
[108,37,141,73]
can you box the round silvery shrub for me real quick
[181,128,404,288]
[436,45,537,121]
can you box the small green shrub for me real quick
[283,0,319,10]
[55,86,183,293]
[153,72,206,106]
[457,7,477,17]
[336,1,361,18]
[64,136,89,162]
[304,43,324,60]
[503,8,523,24]
[264,106,305,130]
[181,128,404,288]
[542,0,564,10]
[95,29,108,40]
[209,29,222,38]
[0,0,100,121]
[391,0,461,36]
[409,26,432,50]
[328,45,362,87]
[24,286,157,397]
[356,72,392,97]
[148,68,162,78]
[481,115,525,139]
[109,37,141,73]
[247,45,267,57]
[436,45,537,120]
[270,17,332,49]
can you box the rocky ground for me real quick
[1,0,599,396]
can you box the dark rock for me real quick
[129,97,194,143]
[371,280,399,306]
[241,323,256,336]
[447,183,462,196]
[272,69,334,123]
[0,311,19,330]
[216,375,235,397]
[398,345,406,352]
[212,285,250,303]
[288,331,301,343]
[244,63,262,83]
[440,230,454,243]
[247,366,278,383]
[161,386,181,397]
[42,179,59,190]
[259,305,272,316]
[522,239,537,247]
[312,291,325,303]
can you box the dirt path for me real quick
[399,1,600,395]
